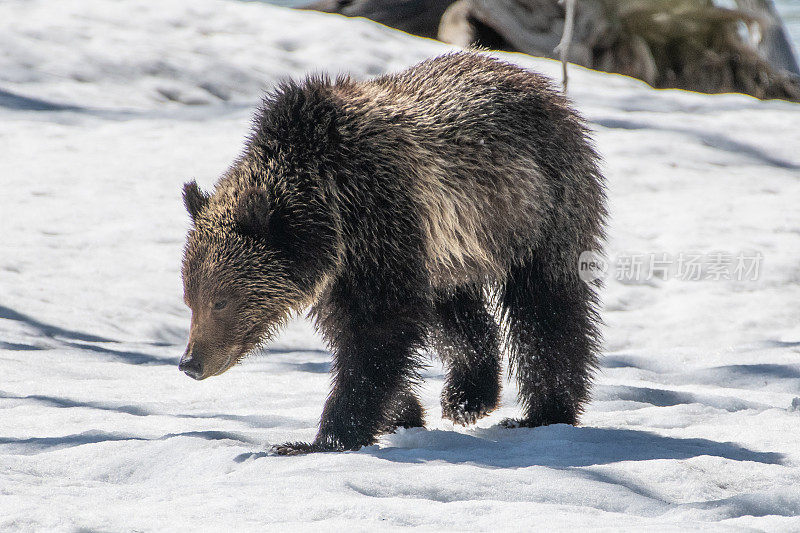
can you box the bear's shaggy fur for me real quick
[180,52,606,454]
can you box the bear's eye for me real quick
[212,299,228,311]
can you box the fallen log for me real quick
[300,0,453,38]
[298,0,800,102]
[437,0,800,101]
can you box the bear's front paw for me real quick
[441,379,500,427]
[270,441,333,456]
[442,400,494,427]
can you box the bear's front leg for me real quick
[272,282,429,455]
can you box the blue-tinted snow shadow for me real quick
[0,305,177,365]
[700,363,800,380]
[0,88,85,111]
[267,348,331,373]
[594,384,771,412]
[0,86,254,122]
[0,305,112,343]
[0,390,305,429]
[602,354,800,384]
[594,117,800,170]
[0,429,259,455]
[0,341,46,351]
[276,360,331,373]
[62,340,177,366]
[363,425,784,468]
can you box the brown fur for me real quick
[179,52,606,453]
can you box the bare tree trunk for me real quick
[554,0,577,91]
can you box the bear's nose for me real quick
[179,351,204,380]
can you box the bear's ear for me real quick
[233,188,288,244]
[183,180,209,223]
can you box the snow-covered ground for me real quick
[1,1,800,530]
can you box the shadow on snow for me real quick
[62,340,177,366]
[0,88,86,112]
[594,117,800,170]
[0,430,259,455]
[362,424,784,468]
[0,304,176,365]
[0,390,306,430]
[0,304,112,343]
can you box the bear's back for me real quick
[335,53,573,286]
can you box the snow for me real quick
[1,0,799,530]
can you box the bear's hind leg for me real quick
[500,253,601,428]
[433,285,502,426]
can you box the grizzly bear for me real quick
[179,52,606,455]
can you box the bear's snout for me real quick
[179,349,204,380]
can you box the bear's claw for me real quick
[270,442,334,456]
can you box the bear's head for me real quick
[178,177,336,380]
